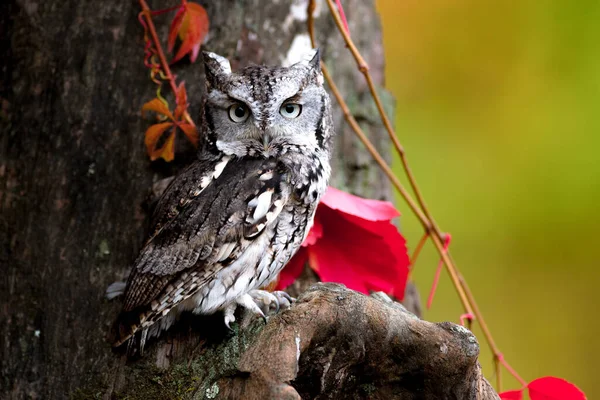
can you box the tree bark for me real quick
[0,0,498,399]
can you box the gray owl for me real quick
[109,49,334,350]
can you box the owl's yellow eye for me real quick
[280,103,302,119]
[228,103,250,123]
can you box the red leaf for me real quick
[174,82,188,118]
[144,122,173,158]
[499,390,523,400]
[321,186,400,221]
[303,217,323,246]
[170,1,209,63]
[178,123,198,148]
[142,98,174,121]
[528,377,586,400]
[276,187,409,297]
[168,5,186,52]
[308,205,409,297]
[150,129,176,162]
[276,247,309,290]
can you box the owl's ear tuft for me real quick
[295,48,320,70]
[202,51,232,87]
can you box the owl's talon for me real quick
[236,293,267,321]
[248,289,280,315]
[272,291,295,310]
[223,302,236,330]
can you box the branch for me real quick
[101,284,499,399]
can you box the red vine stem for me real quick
[138,0,195,127]
[408,232,429,272]
[308,0,472,317]
[313,0,508,391]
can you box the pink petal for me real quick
[321,187,399,221]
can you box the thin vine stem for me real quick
[139,0,195,127]
[312,0,512,390]
[306,1,475,318]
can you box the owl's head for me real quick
[200,50,333,159]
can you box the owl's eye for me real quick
[280,103,302,119]
[228,103,250,123]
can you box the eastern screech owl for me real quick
[109,50,334,350]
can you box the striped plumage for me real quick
[110,50,334,349]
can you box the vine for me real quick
[134,1,586,398]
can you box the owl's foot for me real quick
[248,289,295,316]
[223,302,237,331]
[223,291,296,330]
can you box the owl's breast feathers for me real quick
[110,154,320,347]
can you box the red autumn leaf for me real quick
[528,377,586,400]
[142,98,174,120]
[320,186,399,221]
[499,389,523,400]
[277,247,308,290]
[173,82,187,117]
[168,0,209,63]
[277,187,410,299]
[150,129,176,162]
[178,123,198,148]
[145,122,174,161]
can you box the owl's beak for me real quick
[262,133,271,150]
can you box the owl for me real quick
[109,49,334,350]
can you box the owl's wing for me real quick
[112,156,290,345]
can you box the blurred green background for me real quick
[376,0,600,397]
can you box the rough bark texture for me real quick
[0,0,498,399]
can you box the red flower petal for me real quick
[499,389,524,400]
[276,247,309,290]
[320,187,399,221]
[528,377,586,400]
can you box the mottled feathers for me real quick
[110,49,333,349]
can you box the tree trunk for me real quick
[0,0,498,399]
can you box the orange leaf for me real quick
[142,98,174,121]
[150,130,176,162]
[178,123,198,148]
[144,122,173,158]
[167,5,186,52]
[171,2,209,63]
[174,82,189,120]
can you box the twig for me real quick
[313,0,514,390]
[306,1,474,317]
[409,232,429,272]
[139,0,195,127]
